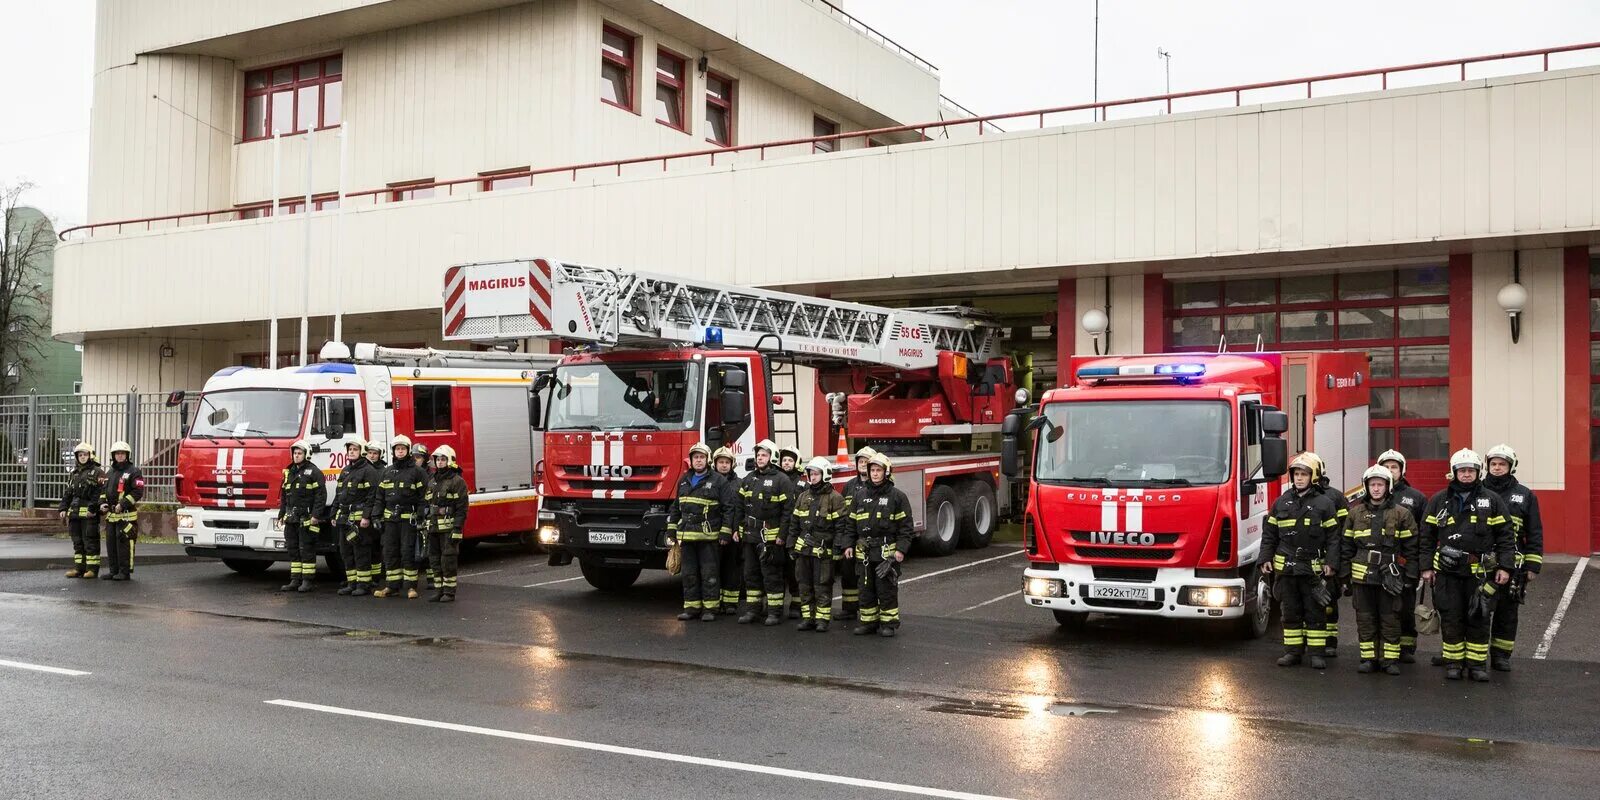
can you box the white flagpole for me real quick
[300,129,313,367]
[333,121,349,343]
[268,130,281,369]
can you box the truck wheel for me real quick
[222,559,271,575]
[1052,610,1089,631]
[458,539,480,556]
[1233,567,1273,640]
[579,560,641,592]
[955,480,997,549]
[916,485,960,557]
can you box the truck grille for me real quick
[556,465,665,493]
[195,480,271,507]
[1092,566,1157,582]
[1069,532,1179,544]
[1073,547,1176,561]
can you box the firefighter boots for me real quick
[337,583,353,596]
[815,620,829,633]
[82,569,97,579]
[429,589,444,603]
[699,610,716,622]
[1357,660,1375,674]
[1383,662,1401,676]
[797,619,816,632]
[297,579,314,593]
[1491,654,1513,672]
[736,611,758,625]
[878,626,896,638]
[65,568,81,579]
[853,622,879,636]
[1469,667,1490,682]
[763,613,782,626]
[1308,654,1327,670]
[1276,652,1302,667]
[372,587,392,598]
[1444,664,1464,680]
[677,610,695,621]
[440,591,455,603]
[280,577,300,592]
[406,588,419,599]
[351,585,369,597]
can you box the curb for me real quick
[0,555,200,572]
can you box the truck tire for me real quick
[222,558,271,575]
[1233,566,1273,640]
[917,484,960,557]
[579,560,641,592]
[458,539,480,556]
[955,480,997,549]
[1052,610,1089,631]
[518,529,546,555]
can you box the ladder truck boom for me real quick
[443,258,1004,370]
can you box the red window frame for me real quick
[389,180,436,203]
[600,25,637,113]
[1164,268,1452,462]
[655,48,688,133]
[480,167,532,191]
[242,54,343,142]
[1588,256,1600,459]
[813,116,839,153]
[236,194,339,219]
[705,71,735,146]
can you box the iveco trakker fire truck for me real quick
[443,258,1019,591]
[1001,351,1369,638]
[175,343,559,575]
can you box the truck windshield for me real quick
[545,362,699,431]
[1035,400,1231,486]
[189,389,307,439]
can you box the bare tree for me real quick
[1,183,54,395]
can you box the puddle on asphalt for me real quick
[925,700,1120,720]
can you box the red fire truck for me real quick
[443,258,1021,591]
[1001,351,1369,638]
[174,343,560,575]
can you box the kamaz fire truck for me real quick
[1001,351,1369,638]
[443,258,1021,591]
[174,343,559,575]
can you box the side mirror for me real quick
[1261,437,1289,479]
[327,424,345,440]
[528,390,544,431]
[1000,409,1029,478]
[721,369,748,390]
[1261,409,1288,436]
[721,389,749,427]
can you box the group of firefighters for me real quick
[58,441,146,581]
[1265,444,1542,682]
[668,439,912,638]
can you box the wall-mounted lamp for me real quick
[1497,253,1528,344]
[158,341,176,359]
[1081,308,1109,355]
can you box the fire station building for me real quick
[53,1,1600,554]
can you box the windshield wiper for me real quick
[620,423,661,430]
[190,433,217,442]
[1140,478,1194,487]
[552,424,601,431]
[1044,476,1112,486]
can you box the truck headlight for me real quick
[1024,577,1064,598]
[1185,586,1240,607]
[272,517,285,531]
[177,514,195,529]
[180,535,195,545]
[538,525,560,545]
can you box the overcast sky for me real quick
[4,0,1599,228]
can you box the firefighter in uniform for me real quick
[372,435,428,599]
[836,446,878,620]
[277,440,327,593]
[331,439,374,595]
[1308,453,1349,658]
[845,452,913,637]
[737,440,794,625]
[99,441,144,581]
[787,457,846,632]
[356,441,387,595]
[59,442,105,579]
[1356,449,1429,661]
[1482,444,1543,671]
[1420,448,1517,682]
[1340,464,1419,675]
[711,446,744,614]
[1260,453,1342,669]
[425,445,469,603]
[778,445,805,618]
[667,442,727,621]
[412,443,434,590]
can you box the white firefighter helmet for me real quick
[754,439,780,457]
[1450,448,1485,475]
[109,441,132,456]
[73,442,95,456]
[1376,448,1407,475]
[867,451,893,473]
[804,456,833,477]
[364,440,384,454]
[688,442,713,460]
[712,446,736,465]
[1362,463,1393,488]
[344,438,365,451]
[290,439,311,454]
[1485,443,1518,472]
[432,444,456,465]
[854,445,878,462]
[779,446,802,464]
[412,443,429,456]
[391,434,412,450]
[1288,452,1322,483]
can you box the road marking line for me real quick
[458,569,502,578]
[265,699,1017,800]
[522,575,584,588]
[0,658,91,677]
[900,550,1024,585]
[955,591,1021,615]
[1534,556,1590,660]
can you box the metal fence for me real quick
[0,391,196,511]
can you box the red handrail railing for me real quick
[60,40,1600,241]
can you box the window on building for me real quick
[655,49,687,131]
[705,72,735,146]
[413,386,453,432]
[237,352,301,369]
[600,25,636,112]
[243,55,342,141]
[236,195,338,219]
[1165,267,1452,463]
[813,116,839,153]
[481,168,533,191]
[390,181,436,202]
[1588,256,1600,461]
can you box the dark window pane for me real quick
[1398,304,1449,338]
[270,89,293,135]
[655,84,682,128]
[1339,307,1394,341]
[1281,310,1334,343]
[656,52,683,83]
[414,386,453,432]
[1397,386,1449,420]
[1592,341,1600,376]
[296,85,319,131]
[324,56,342,76]
[1225,313,1275,345]
[814,117,838,137]
[707,75,730,103]
[1397,344,1449,378]
[1224,278,1274,307]
[1591,383,1600,414]
[1170,316,1220,348]
[322,80,342,126]
[1367,347,1395,380]
[298,62,320,80]
[1398,265,1449,296]
[601,61,629,106]
[1369,427,1396,460]
[602,30,630,60]
[1398,427,1449,460]
[1370,388,1395,420]
[246,71,268,90]
[1172,282,1220,310]
[1590,257,1600,290]
[271,67,293,85]
[1340,271,1394,301]
[707,106,730,145]
[244,94,267,139]
[1592,426,1600,461]
[1280,274,1334,304]
[1590,297,1600,333]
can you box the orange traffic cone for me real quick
[834,427,849,464]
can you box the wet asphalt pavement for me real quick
[2,544,1598,799]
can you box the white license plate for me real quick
[1089,584,1151,602]
[587,531,627,544]
[214,533,245,546]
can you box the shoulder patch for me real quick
[1510,494,1526,504]
[1476,498,1491,508]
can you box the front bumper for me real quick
[1022,564,1248,619]
[538,504,671,568]
[176,506,333,559]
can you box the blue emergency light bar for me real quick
[1077,362,1207,382]
[703,327,724,345]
